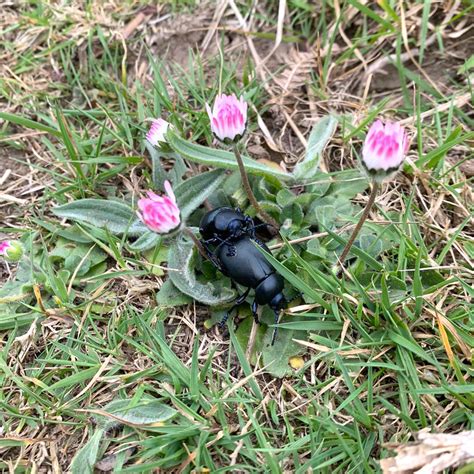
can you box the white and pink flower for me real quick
[146,118,170,147]
[206,93,248,142]
[0,240,23,262]
[362,120,408,174]
[137,181,180,234]
[0,241,11,256]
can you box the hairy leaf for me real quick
[167,129,291,181]
[262,327,307,377]
[70,429,104,474]
[168,238,235,305]
[174,169,227,219]
[95,398,177,430]
[156,279,193,307]
[129,231,162,252]
[53,200,137,235]
[292,115,338,180]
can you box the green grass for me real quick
[0,1,473,472]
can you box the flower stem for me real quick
[339,181,380,266]
[233,144,279,231]
[184,227,208,260]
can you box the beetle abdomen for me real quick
[255,273,284,305]
[216,236,274,288]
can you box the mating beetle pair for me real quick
[199,207,287,345]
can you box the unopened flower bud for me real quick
[0,240,23,262]
[362,119,408,181]
[206,93,248,143]
[137,180,181,234]
[146,118,170,148]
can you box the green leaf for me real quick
[356,230,384,257]
[257,244,331,311]
[174,169,227,219]
[167,129,292,181]
[347,0,395,31]
[306,238,328,259]
[0,438,31,448]
[328,170,369,199]
[292,115,338,180]
[305,174,331,197]
[145,141,167,188]
[0,280,32,304]
[276,188,296,207]
[0,111,60,137]
[275,320,342,331]
[262,327,307,378]
[168,154,188,186]
[129,231,161,252]
[95,398,177,430]
[310,195,352,229]
[416,129,473,169]
[324,227,383,271]
[53,200,137,235]
[70,429,104,474]
[55,108,85,180]
[282,203,304,227]
[235,316,266,365]
[388,331,438,366]
[50,239,107,277]
[168,237,235,305]
[0,308,37,330]
[145,246,168,276]
[458,54,474,74]
[228,324,263,400]
[156,279,193,307]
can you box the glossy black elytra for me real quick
[199,207,286,345]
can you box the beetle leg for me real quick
[219,287,251,328]
[243,215,256,238]
[251,300,260,324]
[213,235,236,257]
[201,240,225,273]
[271,310,281,346]
[252,222,276,234]
[288,291,303,304]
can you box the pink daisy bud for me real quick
[137,180,181,234]
[0,240,23,262]
[206,93,248,142]
[362,120,408,177]
[0,241,11,256]
[146,118,170,147]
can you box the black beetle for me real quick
[199,207,254,254]
[200,207,286,345]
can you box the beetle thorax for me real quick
[227,218,243,237]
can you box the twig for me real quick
[269,231,329,250]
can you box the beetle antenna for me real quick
[271,310,281,346]
[287,292,303,304]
